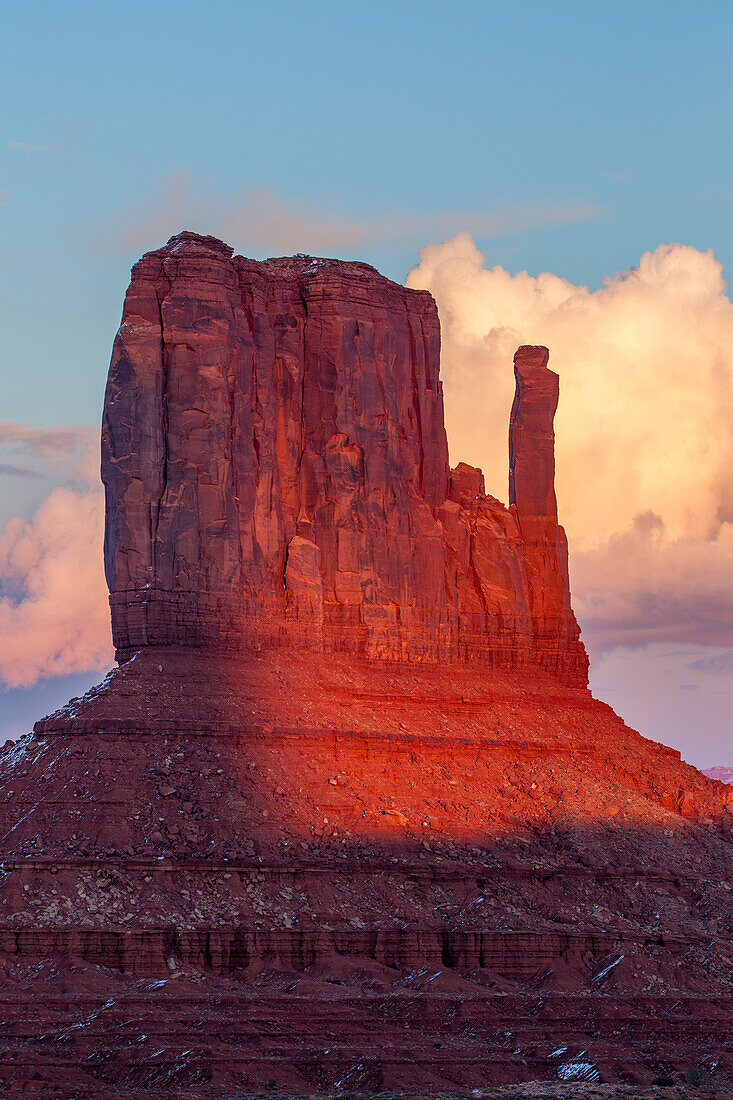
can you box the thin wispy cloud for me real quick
[688,649,733,675]
[10,140,49,154]
[98,173,601,257]
[0,421,96,457]
[0,422,100,493]
[0,464,40,480]
[602,171,631,184]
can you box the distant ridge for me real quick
[704,765,733,785]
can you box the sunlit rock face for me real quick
[102,232,587,684]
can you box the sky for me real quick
[1,1,732,766]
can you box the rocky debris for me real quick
[103,232,586,684]
[4,647,733,950]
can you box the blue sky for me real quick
[3,0,733,428]
[1,1,732,765]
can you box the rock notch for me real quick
[102,232,587,683]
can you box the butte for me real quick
[0,232,731,1097]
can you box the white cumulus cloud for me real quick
[407,234,733,654]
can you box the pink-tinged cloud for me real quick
[571,512,733,653]
[0,483,112,688]
[407,235,733,653]
[0,423,102,532]
[99,173,600,257]
[0,421,99,481]
[0,421,89,452]
[0,426,112,689]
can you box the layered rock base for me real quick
[0,649,732,1095]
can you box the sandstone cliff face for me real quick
[102,232,587,683]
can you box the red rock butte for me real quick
[0,232,731,1098]
[102,232,586,682]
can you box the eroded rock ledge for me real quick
[102,231,587,683]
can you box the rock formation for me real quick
[102,232,587,683]
[0,233,731,1095]
[705,765,733,785]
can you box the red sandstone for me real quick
[102,233,586,682]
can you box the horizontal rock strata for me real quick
[1,648,733,1092]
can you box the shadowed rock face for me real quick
[102,231,587,684]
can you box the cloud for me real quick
[0,421,94,456]
[100,173,600,257]
[0,464,40,479]
[0,422,99,487]
[687,649,733,675]
[570,512,733,653]
[601,171,631,184]
[407,234,733,653]
[589,642,733,768]
[0,427,112,689]
[0,485,112,689]
[10,140,49,154]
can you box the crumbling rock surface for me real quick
[103,232,587,684]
